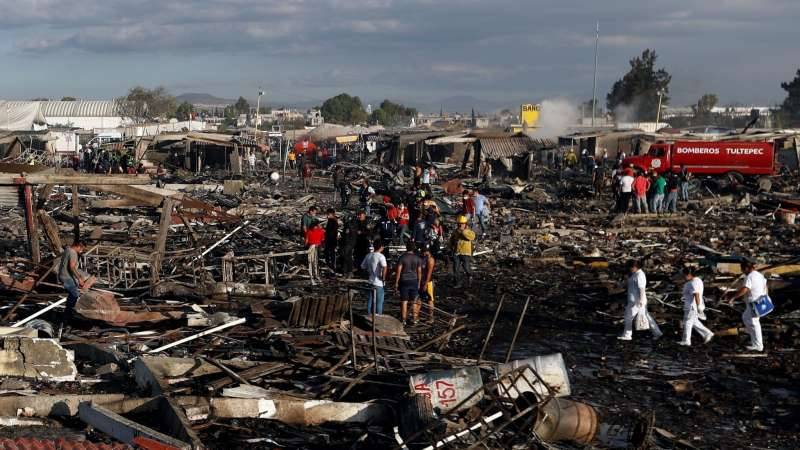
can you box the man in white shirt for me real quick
[617,172,634,213]
[723,260,767,351]
[678,267,714,346]
[619,260,662,341]
[361,239,388,315]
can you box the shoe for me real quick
[617,335,632,341]
[703,334,714,344]
[677,341,691,346]
[744,345,763,352]
[652,332,663,340]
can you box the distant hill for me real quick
[176,93,236,106]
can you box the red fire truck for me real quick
[623,140,776,178]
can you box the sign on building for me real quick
[520,103,541,129]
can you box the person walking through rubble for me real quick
[723,261,768,352]
[664,172,680,213]
[359,180,375,216]
[450,215,476,288]
[302,163,313,193]
[353,210,372,270]
[592,162,606,197]
[473,191,491,237]
[419,243,436,323]
[395,242,423,325]
[288,149,296,170]
[678,267,714,346]
[462,190,476,226]
[650,172,667,213]
[58,241,90,327]
[565,149,578,169]
[361,240,387,315]
[632,171,650,214]
[324,209,339,273]
[618,260,662,341]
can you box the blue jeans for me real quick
[63,278,80,316]
[477,211,489,235]
[650,194,664,213]
[367,285,385,315]
[665,191,678,213]
[680,182,689,201]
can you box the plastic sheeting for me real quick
[0,101,47,131]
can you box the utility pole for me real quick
[655,90,665,128]
[256,88,264,130]
[592,21,599,127]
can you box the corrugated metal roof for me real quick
[41,100,123,118]
[478,136,531,159]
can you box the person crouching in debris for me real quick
[361,239,387,315]
[304,220,325,281]
[419,244,436,324]
[678,267,713,346]
[722,261,768,352]
[324,209,339,273]
[618,259,662,341]
[395,242,423,326]
[58,241,90,326]
[450,215,476,288]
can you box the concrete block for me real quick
[0,338,77,381]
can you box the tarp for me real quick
[0,101,47,131]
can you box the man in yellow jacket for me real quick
[450,215,476,287]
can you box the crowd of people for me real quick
[299,163,491,326]
[612,164,691,214]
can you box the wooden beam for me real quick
[89,199,147,209]
[36,184,53,209]
[95,185,162,206]
[155,197,175,259]
[71,185,80,243]
[22,185,40,264]
[0,174,151,186]
[37,210,63,254]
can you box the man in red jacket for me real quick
[632,172,650,214]
[305,221,325,281]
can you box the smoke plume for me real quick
[526,98,579,139]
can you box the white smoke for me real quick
[526,98,580,139]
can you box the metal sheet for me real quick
[409,366,483,412]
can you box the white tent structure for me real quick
[0,101,47,131]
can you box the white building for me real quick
[41,100,131,129]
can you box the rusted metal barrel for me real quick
[533,398,598,444]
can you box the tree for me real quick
[606,49,672,121]
[30,97,50,101]
[61,96,77,101]
[691,94,718,123]
[371,99,417,126]
[176,101,194,121]
[780,69,800,125]
[234,96,250,115]
[118,86,177,122]
[320,93,368,125]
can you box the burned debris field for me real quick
[0,133,797,450]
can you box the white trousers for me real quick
[682,306,713,345]
[622,301,661,338]
[742,304,763,350]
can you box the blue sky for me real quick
[1,0,798,110]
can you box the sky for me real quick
[1,0,798,111]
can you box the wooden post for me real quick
[22,184,41,264]
[37,210,63,254]
[155,197,175,258]
[36,184,53,209]
[71,185,80,243]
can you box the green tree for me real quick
[780,69,800,125]
[606,49,671,121]
[176,101,194,121]
[691,94,718,123]
[321,93,368,125]
[371,99,417,126]
[61,96,77,101]
[118,86,177,122]
[234,96,250,115]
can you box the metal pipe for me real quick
[12,297,67,327]
[505,295,531,363]
[477,293,506,364]
[372,287,379,375]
